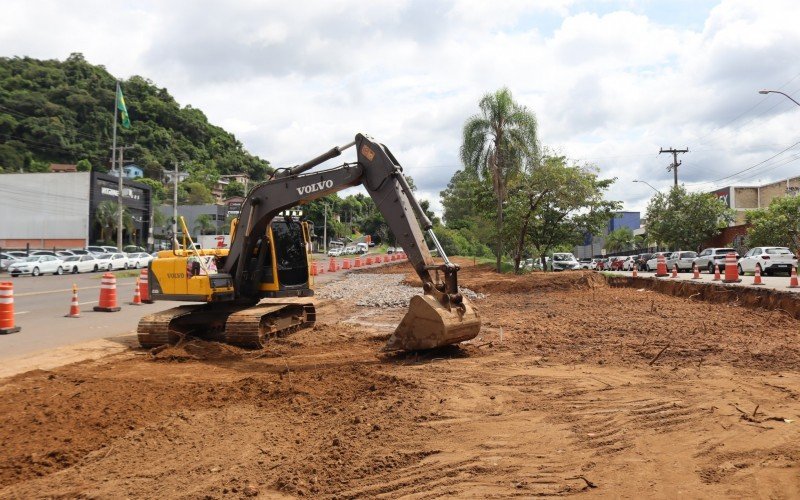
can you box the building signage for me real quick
[226,200,242,217]
[101,186,141,200]
[712,187,731,207]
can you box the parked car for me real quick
[101,246,119,253]
[56,250,76,258]
[578,258,593,269]
[8,255,64,276]
[61,255,101,274]
[666,251,697,272]
[646,252,671,271]
[738,247,798,275]
[551,252,580,271]
[1,252,21,271]
[386,247,396,254]
[95,253,128,270]
[87,246,107,255]
[69,249,90,256]
[344,246,356,254]
[622,255,638,271]
[123,245,146,253]
[327,247,343,257]
[31,250,58,256]
[126,252,153,268]
[636,253,654,271]
[692,247,737,273]
[608,256,625,271]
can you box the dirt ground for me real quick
[1,261,799,498]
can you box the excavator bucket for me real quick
[384,294,481,351]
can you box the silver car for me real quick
[666,251,697,272]
[694,247,738,274]
[551,253,580,271]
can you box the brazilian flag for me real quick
[116,84,131,129]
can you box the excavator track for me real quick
[137,301,316,349]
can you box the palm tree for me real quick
[193,214,216,237]
[461,88,540,272]
[605,228,634,253]
[94,201,132,244]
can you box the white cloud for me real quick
[2,0,800,217]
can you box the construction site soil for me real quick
[2,261,799,498]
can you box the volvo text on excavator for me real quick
[137,133,481,351]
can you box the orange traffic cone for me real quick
[328,257,337,273]
[789,266,799,289]
[366,256,373,265]
[722,252,741,283]
[0,282,21,334]
[670,264,678,278]
[713,264,721,281]
[139,268,153,304]
[342,259,351,270]
[354,256,362,267]
[65,284,81,318]
[632,266,638,277]
[311,261,318,276]
[131,277,142,305]
[655,254,668,277]
[93,273,121,312]
[691,263,701,279]
[383,255,389,263]
[752,265,765,285]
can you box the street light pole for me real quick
[759,89,800,107]
[633,179,662,194]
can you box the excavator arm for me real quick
[224,133,480,350]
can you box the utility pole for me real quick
[322,203,327,254]
[659,147,688,186]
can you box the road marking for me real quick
[78,300,99,306]
[14,311,29,315]
[14,282,135,298]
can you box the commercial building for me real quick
[573,211,641,259]
[0,172,152,250]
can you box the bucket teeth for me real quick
[384,294,481,351]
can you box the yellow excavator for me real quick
[137,133,481,351]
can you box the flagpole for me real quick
[113,81,123,251]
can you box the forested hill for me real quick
[0,53,271,180]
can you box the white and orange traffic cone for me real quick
[93,273,121,312]
[66,284,81,318]
[131,277,142,305]
[655,254,668,277]
[691,263,701,279]
[752,265,765,285]
[722,252,741,283]
[632,266,638,277]
[789,266,800,289]
[670,264,678,278]
[139,268,153,304]
[0,282,21,334]
[713,264,721,281]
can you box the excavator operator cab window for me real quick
[271,220,309,287]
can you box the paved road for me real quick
[610,269,800,293]
[0,256,386,361]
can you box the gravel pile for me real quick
[316,273,484,308]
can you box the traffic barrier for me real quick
[66,284,81,318]
[139,269,153,304]
[632,266,638,277]
[354,257,362,268]
[342,259,351,270]
[93,273,121,312]
[383,255,389,263]
[753,265,765,286]
[131,277,142,305]
[789,266,799,289]
[713,264,721,281]
[310,261,318,276]
[328,258,337,273]
[366,256,373,265]
[670,264,678,278]
[691,263,701,279]
[655,254,668,277]
[0,282,21,334]
[391,253,397,261]
[722,252,741,283]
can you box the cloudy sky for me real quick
[4,0,800,215]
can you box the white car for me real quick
[646,252,671,271]
[621,256,638,271]
[344,246,356,254]
[1,252,21,271]
[327,247,343,257]
[551,252,580,271]
[61,255,101,274]
[738,247,798,275]
[95,253,128,270]
[87,246,106,255]
[8,255,64,276]
[126,252,153,268]
[666,251,697,272]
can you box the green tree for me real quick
[744,195,800,255]
[76,159,91,172]
[505,157,620,273]
[181,181,215,204]
[605,227,635,253]
[94,201,133,244]
[460,87,540,272]
[645,185,734,251]
[135,177,166,204]
[193,214,217,236]
[223,180,245,199]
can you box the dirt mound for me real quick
[150,339,250,361]
[464,268,607,294]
